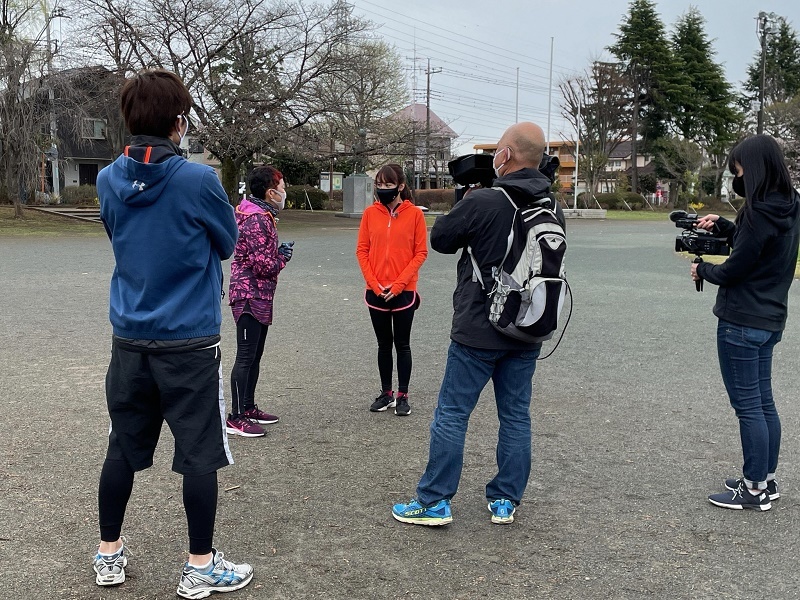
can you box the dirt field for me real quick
[2,212,799,599]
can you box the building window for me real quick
[188,138,205,154]
[82,118,106,140]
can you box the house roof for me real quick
[392,103,457,139]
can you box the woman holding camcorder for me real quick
[691,134,800,511]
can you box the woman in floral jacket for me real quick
[227,165,293,437]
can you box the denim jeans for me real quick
[717,319,783,490]
[416,341,540,506]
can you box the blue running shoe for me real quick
[176,548,253,599]
[392,498,452,526]
[488,499,516,524]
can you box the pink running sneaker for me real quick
[226,415,266,437]
[243,405,279,424]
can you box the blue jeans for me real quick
[717,320,782,490]
[416,341,540,506]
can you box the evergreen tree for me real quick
[671,8,742,195]
[746,16,800,105]
[608,0,689,193]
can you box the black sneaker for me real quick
[394,396,411,416]
[370,392,395,412]
[709,480,771,511]
[724,477,779,501]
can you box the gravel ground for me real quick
[1,212,799,599]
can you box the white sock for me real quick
[189,557,213,571]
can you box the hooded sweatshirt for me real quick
[430,168,563,350]
[697,189,800,331]
[228,197,287,316]
[356,199,429,297]
[98,140,238,340]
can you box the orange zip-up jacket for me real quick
[356,200,428,296]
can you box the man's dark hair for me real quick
[120,69,192,138]
[249,166,284,200]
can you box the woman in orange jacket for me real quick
[356,164,428,416]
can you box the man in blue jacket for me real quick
[92,69,253,599]
[392,122,560,526]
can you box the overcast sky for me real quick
[350,0,800,155]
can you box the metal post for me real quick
[546,37,554,154]
[573,102,581,210]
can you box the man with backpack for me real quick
[392,121,565,526]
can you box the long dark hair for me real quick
[728,135,794,225]
[375,164,413,201]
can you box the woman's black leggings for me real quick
[368,306,415,394]
[230,312,269,415]
[98,458,218,555]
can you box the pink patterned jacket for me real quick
[228,198,287,307]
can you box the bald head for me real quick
[495,122,546,175]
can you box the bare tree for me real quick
[0,2,54,215]
[560,61,629,202]
[63,0,380,199]
[766,95,800,182]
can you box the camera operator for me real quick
[690,135,800,511]
[392,122,564,526]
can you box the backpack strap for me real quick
[468,187,518,290]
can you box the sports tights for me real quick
[230,312,269,415]
[98,458,218,555]
[368,306,415,394]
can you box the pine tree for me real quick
[746,17,800,105]
[608,0,689,193]
[671,8,742,195]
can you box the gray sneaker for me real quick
[176,548,253,599]
[92,544,127,586]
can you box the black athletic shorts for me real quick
[104,340,233,476]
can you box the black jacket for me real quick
[431,168,564,350]
[697,190,800,332]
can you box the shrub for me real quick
[285,185,327,210]
[413,188,456,209]
[60,185,98,205]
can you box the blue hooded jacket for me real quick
[98,152,238,340]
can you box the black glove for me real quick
[278,241,294,261]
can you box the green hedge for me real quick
[285,185,328,210]
[594,192,645,210]
[60,185,98,205]
[413,189,456,209]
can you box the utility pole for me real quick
[424,58,441,189]
[756,12,772,135]
[515,67,519,123]
[43,1,60,200]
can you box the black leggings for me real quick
[230,312,269,416]
[368,306,415,394]
[98,458,218,555]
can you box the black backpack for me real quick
[469,187,570,348]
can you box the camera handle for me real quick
[693,256,703,292]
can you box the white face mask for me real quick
[493,146,510,178]
[176,114,188,145]
[269,188,287,210]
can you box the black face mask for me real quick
[732,176,745,198]
[376,187,399,205]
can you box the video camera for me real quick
[670,210,729,292]
[447,153,560,203]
